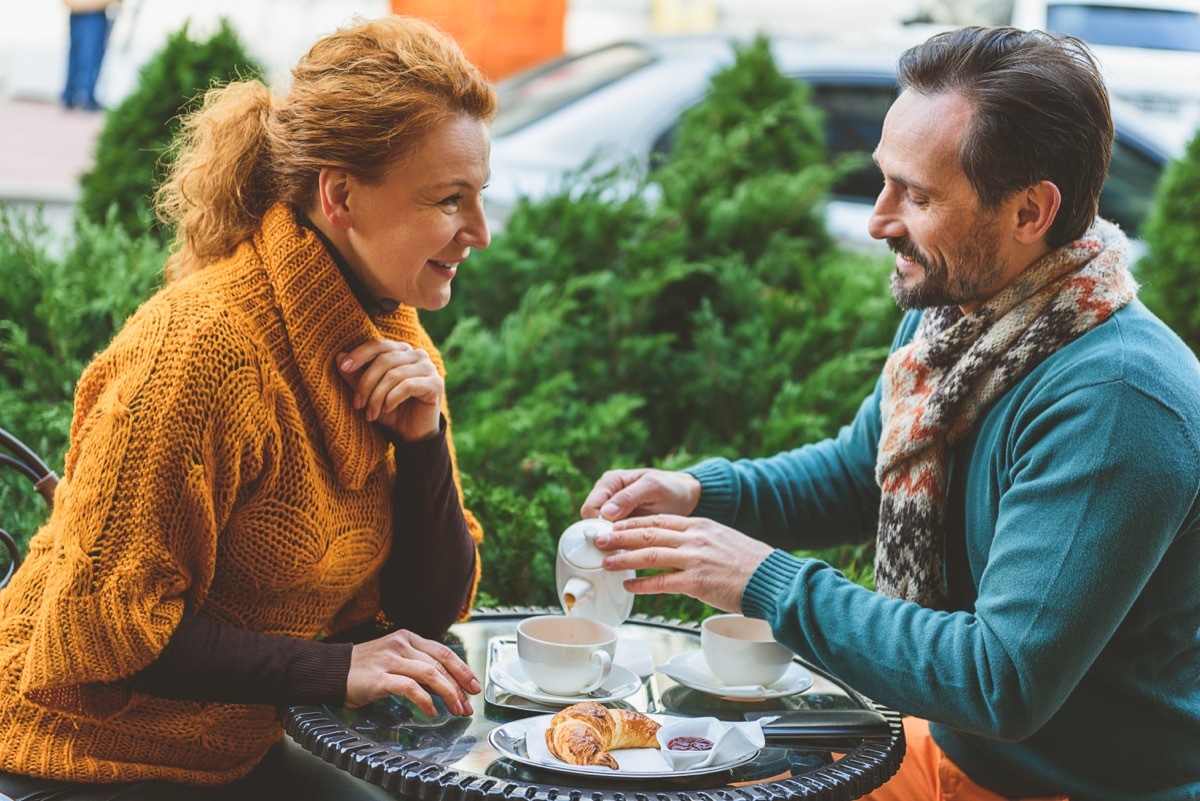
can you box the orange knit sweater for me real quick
[0,204,483,784]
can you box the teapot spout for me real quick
[561,576,595,617]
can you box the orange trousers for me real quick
[858,718,1068,801]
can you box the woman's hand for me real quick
[337,340,442,441]
[594,514,773,613]
[346,629,481,716]
[581,468,702,521]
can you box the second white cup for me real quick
[700,613,793,687]
[516,614,617,696]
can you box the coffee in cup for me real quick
[516,614,617,696]
[700,613,793,687]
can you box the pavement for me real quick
[0,97,104,205]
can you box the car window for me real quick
[807,81,898,201]
[1046,4,1200,51]
[492,44,657,136]
[1101,134,1166,236]
[638,66,1164,239]
[648,78,898,198]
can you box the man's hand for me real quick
[337,340,442,441]
[346,629,480,716]
[594,514,773,612]
[581,468,702,521]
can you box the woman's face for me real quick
[336,114,491,311]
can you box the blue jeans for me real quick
[63,10,111,110]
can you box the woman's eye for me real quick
[440,194,463,209]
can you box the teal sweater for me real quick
[688,301,1200,800]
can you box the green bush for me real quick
[1139,128,1200,352]
[432,37,900,621]
[77,20,262,240]
[3,37,900,625]
[0,207,166,550]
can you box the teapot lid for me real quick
[558,518,613,570]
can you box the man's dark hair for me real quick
[897,26,1113,247]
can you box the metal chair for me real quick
[0,428,59,589]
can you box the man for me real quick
[582,27,1200,801]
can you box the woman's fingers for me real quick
[347,630,480,715]
[336,340,443,439]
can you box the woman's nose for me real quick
[459,206,490,250]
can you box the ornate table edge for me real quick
[282,606,906,800]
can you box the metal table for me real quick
[283,607,905,800]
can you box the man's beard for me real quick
[888,213,1007,310]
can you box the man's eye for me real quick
[440,194,463,208]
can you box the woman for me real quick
[0,16,491,797]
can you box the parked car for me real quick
[906,0,1200,149]
[486,34,1179,254]
[1011,0,1200,149]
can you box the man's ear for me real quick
[1013,180,1062,245]
[316,168,353,230]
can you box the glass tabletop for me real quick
[283,607,904,800]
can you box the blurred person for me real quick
[582,26,1200,801]
[0,16,492,800]
[61,0,119,111]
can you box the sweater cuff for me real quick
[287,640,353,705]
[684,457,738,519]
[742,549,805,620]
[381,413,447,450]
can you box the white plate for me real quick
[487,713,760,778]
[489,657,644,706]
[656,651,814,699]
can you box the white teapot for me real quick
[555,517,634,627]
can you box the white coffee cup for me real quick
[700,614,793,687]
[516,614,617,696]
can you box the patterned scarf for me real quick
[874,218,1138,608]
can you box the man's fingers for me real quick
[600,516,690,549]
[624,571,684,596]
[581,469,645,519]
[602,544,685,573]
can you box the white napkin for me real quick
[614,636,655,677]
[656,651,776,694]
[656,717,765,770]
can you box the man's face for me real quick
[868,89,1012,312]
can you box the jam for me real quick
[667,736,714,751]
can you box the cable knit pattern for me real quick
[875,218,1137,608]
[0,203,483,784]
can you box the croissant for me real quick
[544,701,661,770]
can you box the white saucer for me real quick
[489,657,644,705]
[656,651,814,699]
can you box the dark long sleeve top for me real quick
[128,218,476,706]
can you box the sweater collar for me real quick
[252,203,429,489]
[296,214,402,317]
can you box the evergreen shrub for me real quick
[1139,128,1200,352]
[77,20,262,240]
[435,37,900,620]
[0,207,166,550]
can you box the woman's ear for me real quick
[317,168,353,230]
[1014,180,1062,245]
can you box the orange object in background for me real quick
[390,0,566,80]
